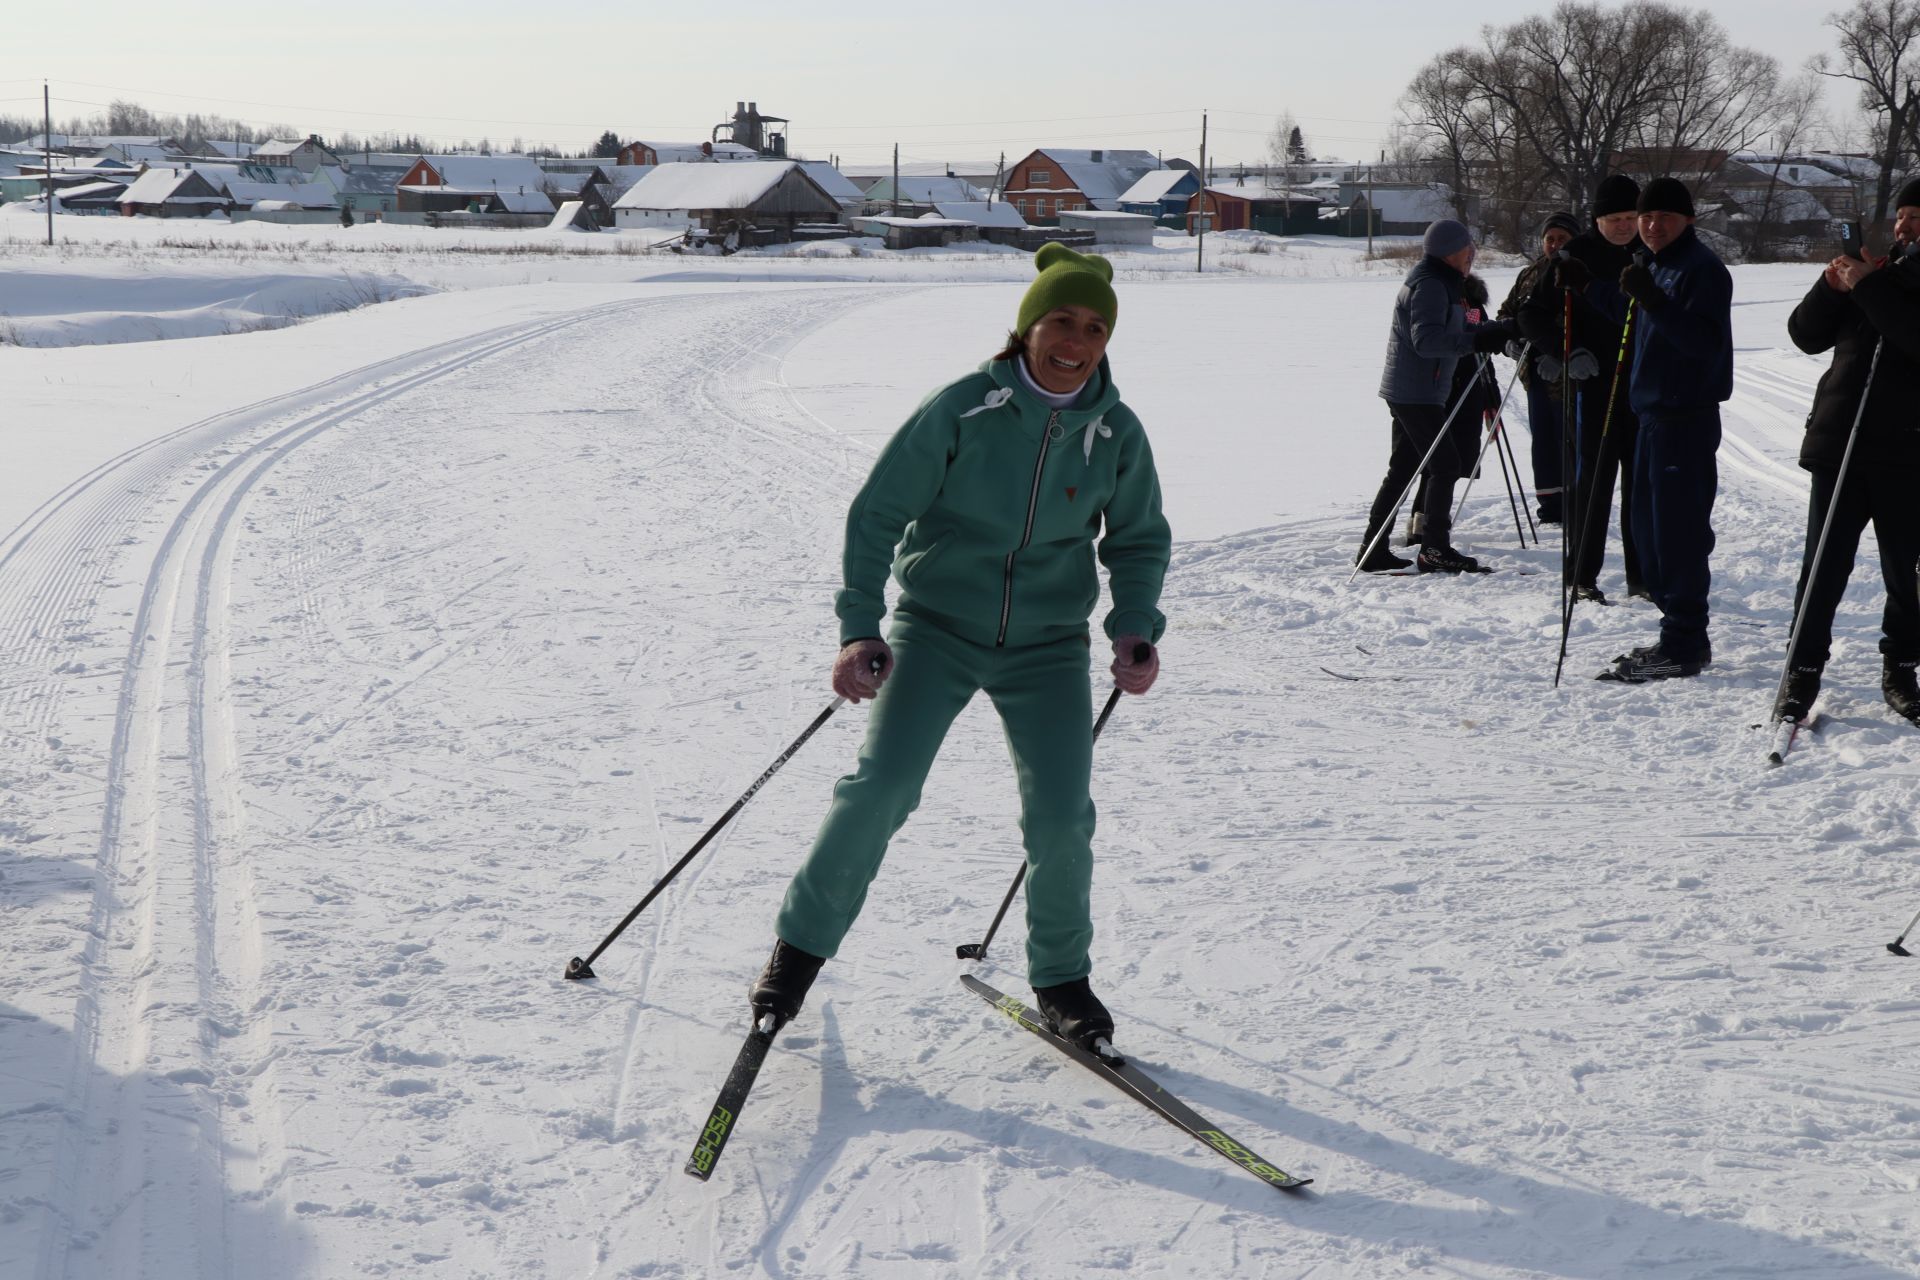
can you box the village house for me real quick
[616,140,758,166]
[851,214,981,250]
[117,167,229,217]
[396,154,555,214]
[610,160,841,239]
[1189,179,1327,235]
[1116,168,1201,222]
[1000,148,1163,224]
[316,165,408,216]
[254,135,342,173]
[859,175,986,216]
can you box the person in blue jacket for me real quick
[1602,177,1733,681]
[1356,218,1516,574]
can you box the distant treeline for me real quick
[0,99,622,159]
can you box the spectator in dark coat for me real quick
[1499,211,1579,525]
[1357,219,1515,575]
[1774,178,1920,725]
[1602,177,1733,681]
[1518,176,1647,603]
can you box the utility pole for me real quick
[991,150,1004,208]
[1197,110,1208,274]
[44,81,54,246]
[1366,157,1375,256]
[891,142,899,218]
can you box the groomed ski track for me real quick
[3,270,1919,1278]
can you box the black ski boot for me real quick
[749,939,825,1029]
[1356,545,1412,574]
[1572,583,1611,605]
[1032,977,1116,1054]
[1775,665,1822,723]
[1601,644,1709,683]
[1886,658,1920,726]
[1417,544,1486,574]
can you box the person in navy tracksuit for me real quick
[1605,177,1733,681]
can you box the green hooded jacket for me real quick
[836,356,1170,650]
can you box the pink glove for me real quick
[1110,635,1158,695]
[833,638,893,702]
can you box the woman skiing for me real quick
[745,244,1171,1052]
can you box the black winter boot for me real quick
[1356,545,1412,574]
[1417,544,1486,574]
[1032,977,1116,1053]
[1775,664,1822,723]
[1886,659,1920,726]
[749,939,825,1028]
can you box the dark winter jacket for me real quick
[836,356,1170,651]
[1786,245,1920,472]
[1626,227,1733,418]
[1516,229,1639,378]
[1499,257,1552,384]
[1378,255,1505,405]
[1454,275,1502,429]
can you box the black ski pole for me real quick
[1489,410,1528,547]
[1888,901,1920,956]
[1451,349,1529,528]
[1767,338,1882,748]
[1556,274,1577,662]
[1554,292,1637,687]
[564,659,879,980]
[1494,412,1538,545]
[955,647,1145,963]
[1350,356,1490,584]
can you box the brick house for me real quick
[1001,148,1162,224]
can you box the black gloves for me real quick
[1554,255,1592,292]
[1619,260,1665,310]
[1503,338,1529,361]
[1471,318,1518,353]
[1566,348,1599,380]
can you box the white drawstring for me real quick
[1082,416,1110,464]
[959,387,1014,419]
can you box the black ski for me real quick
[961,975,1311,1193]
[684,1014,780,1181]
[1765,713,1827,767]
[1320,666,1406,683]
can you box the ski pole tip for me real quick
[1890,941,1913,957]
[564,956,596,980]
[955,943,983,960]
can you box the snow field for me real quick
[1,234,1918,1277]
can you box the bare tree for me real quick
[1819,0,1920,225]
[1265,110,1299,188]
[1741,73,1828,260]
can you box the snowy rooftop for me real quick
[866,175,987,204]
[118,169,209,205]
[933,201,1026,228]
[797,161,866,206]
[1033,148,1163,204]
[612,160,808,210]
[415,155,550,193]
[1058,209,1158,221]
[1116,170,1193,205]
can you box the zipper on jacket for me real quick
[997,410,1059,647]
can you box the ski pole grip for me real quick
[1132,642,1152,662]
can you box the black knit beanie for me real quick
[1897,177,1920,213]
[1541,211,1581,240]
[1592,175,1640,219]
[1637,177,1695,218]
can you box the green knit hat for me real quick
[1016,242,1118,337]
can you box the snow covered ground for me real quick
[3,222,1919,1279]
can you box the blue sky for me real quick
[6,0,1858,164]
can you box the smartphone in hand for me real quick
[1840,220,1866,261]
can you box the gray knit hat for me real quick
[1541,211,1581,240]
[1422,218,1473,258]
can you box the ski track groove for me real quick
[24,295,685,1280]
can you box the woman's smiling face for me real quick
[1025,305,1110,395]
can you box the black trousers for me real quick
[1566,372,1643,591]
[1786,465,1920,668]
[1363,401,1467,554]
[1630,411,1720,659]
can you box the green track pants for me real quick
[775,614,1098,988]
